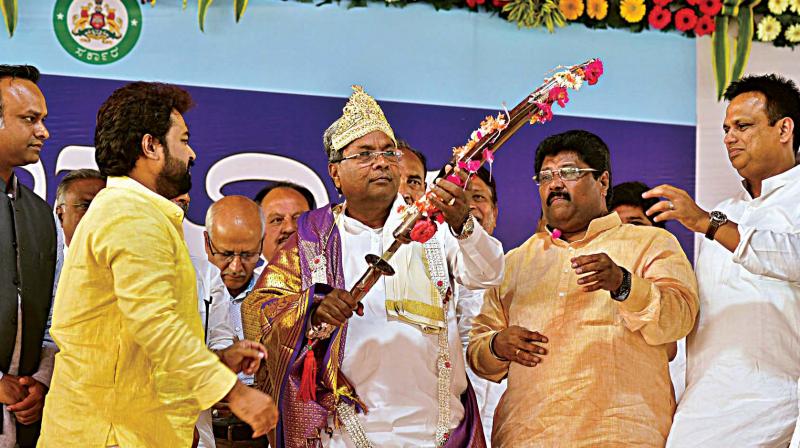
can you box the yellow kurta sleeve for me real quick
[616,231,700,346]
[97,209,237,410]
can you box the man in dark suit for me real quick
[0,64,57,448]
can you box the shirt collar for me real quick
[232,275,257,302]
[547,212,622,247]
[1,172,18,199]
[741,163,800,199]
[106,176,185,228]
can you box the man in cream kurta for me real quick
[469,130,699,446]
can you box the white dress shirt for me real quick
[192,256,235,448]
[668,165,800,447]
[323,196,504,448]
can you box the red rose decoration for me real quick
[695,15,715,36]
[410,219,437,243]
[674,8,698,32]
[492,0,510,6]
[698,0,721,15]
[686,0,699,5]
[648,6,672,29]
[466,0,477,7]
[433,212,445,224]
[652,0,672,6]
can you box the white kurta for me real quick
[667,165,800,447]
[192,256,235,448]
[454,284,506,447]
[324,196,504,448]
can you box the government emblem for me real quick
[53,0,142,65]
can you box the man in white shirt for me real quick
[643,74,800,447]
[205,196,265,386]
[243,85,504,448]
[455,166,505,446]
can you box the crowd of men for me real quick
[0,63,799,448]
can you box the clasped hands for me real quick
[0,374,47,425]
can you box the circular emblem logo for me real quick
[53,0,142,65]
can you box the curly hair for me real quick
[94,82,193,177]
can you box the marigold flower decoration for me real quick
[648,6,672,29]
[790,0,800,14]
[586,0,608,19]
[694,14,715,36]
[757,15,781,41]
[697,0,722,16]
[674,8,698,31]
[559,0,585,20]
[620,0,646,23]
[768,0,789,14]
[787,23,800,43]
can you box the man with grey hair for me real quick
[204,195,266,386]
[0,64,55,448]
[55,169,105,247]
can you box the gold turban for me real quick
[326,85,396,158]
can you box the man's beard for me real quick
[156,143,192,199]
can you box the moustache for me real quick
[547,191,571,206]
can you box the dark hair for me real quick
[471,166,498,205]
[609,181,664,228]
[534,129,612,205]
[56,169,106,206]
[724,74,800,154]
[396,138,427,173]
[94,82,193,177]
[0,65,40,120]
[253,181,316,210]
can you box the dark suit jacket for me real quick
[0,173,56,447]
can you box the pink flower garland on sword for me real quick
[403,58,605,243]
[298,59,604,411]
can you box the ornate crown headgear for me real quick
[329,85,396,153]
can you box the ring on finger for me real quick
[515,348,521,357]
[668,201,675,210]
[447,197,456,206]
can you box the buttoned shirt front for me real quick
[469,213,699,447]
[668,164,800,447]
[39,176,237,448]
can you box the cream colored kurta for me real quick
[39,177,237,448]
[468,213,699,447]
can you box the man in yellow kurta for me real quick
[39,82,278,447]
[468,130,699,447]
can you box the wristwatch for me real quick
[705,210,728,240]
[454,212,475,240]
[611,267,632,302]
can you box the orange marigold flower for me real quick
[559,0,585,20]
[620,0,646,22]
[587,0,608,19]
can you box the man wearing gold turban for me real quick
[243,86,504,447]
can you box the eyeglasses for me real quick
[206,235,263,264]
[58,201,93,211]
[333,150,403,165]
[533,167,598,185]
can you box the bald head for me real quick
[204,195,265,296]
[205,195,265,239]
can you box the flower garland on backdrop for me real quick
[0,0,794,97]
